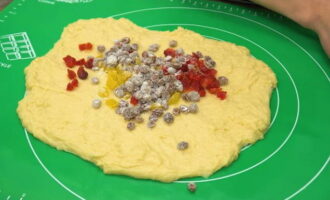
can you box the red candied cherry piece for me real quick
[208,87,220,94]
[71,78,79,88]
[190,80,201,91]
[181,76,192,91]
[180,64,189,72]
[84,58,94,69]
[176,74,184,81]
[164,48,176,57]
[198,88,206,97]
[67,69,76,80]
[66,82,74,91]
[200,77,213,89]
[162,66,169,75]
[217,90,227,100]
[197,59,205,68]
[79,42,93,51]
[77,66,88,80]
[130,96,139,105]
[187,71,196,80]
[63,55,76,68]
[85,43,93,50]
[187,56,198,65]
[208,78,220,89]
[206,68,217,76]
[75,58,86,66]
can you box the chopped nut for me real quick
[106,55,118,66]
[127,122,135,130]
[195,51,203,58]
[97,45,106,53]
[123,108,136,120]
[177,141,189,150]
[92,99,102,109]
[114,88,125,98]
[147,120,156,128]
[218,76,228,86]
[92,66,100,71]
[172,107,181,116]
[182,91,200,102]
[167,67,176,74]
[121,37,130,44]
[187,182,197,192]
[131,43,138,51]
[169,40,177,47]
[163,112,174,124]
[188,103,198,113]
[179,105,189,113]
[134,116,144,123]
[205,59,216,68]
[91,77,99,85]
[176,48,184,55]
[148,44,160,52]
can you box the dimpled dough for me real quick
[17,18,277,182]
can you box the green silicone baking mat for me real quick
[0,0,329,199]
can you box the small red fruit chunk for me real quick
[164,48,176,57]
[84,58,94,69]
[75,58,86,66]
[67,69,76,80]
[180,64,189,72]
[77,66,88,80]
[198,88,206,97]
[63,55,76,68]
[66,78,79,91]
[206,68,217,76]
[66,82,74,91]
[216,91,227,100]
[79,42,93,51]
[130,96,139,105]
[208,87,221,94]
[71,78,79,87]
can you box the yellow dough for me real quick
[17,18,277,182]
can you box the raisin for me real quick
[77,66,88,80]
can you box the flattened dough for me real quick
[17,18,277,182]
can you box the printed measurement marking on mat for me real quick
[38,0,93,4]
[0,61,12,69]
[0,192,26,200]
[0,32,36,61]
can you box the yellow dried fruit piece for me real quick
[106,67,131,90]
[106,98,119,109]
[168,92,181,105]
[98,88,110,98]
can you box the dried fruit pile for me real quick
[62,38,228,131]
